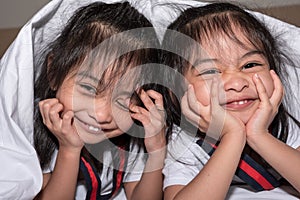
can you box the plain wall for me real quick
[0,28,20,57]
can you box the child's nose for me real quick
[93,98,113,124]
[222,72,249,92]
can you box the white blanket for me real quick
[0,0,299,199]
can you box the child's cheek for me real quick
[193,82,211,106]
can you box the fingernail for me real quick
[254,73,259,79]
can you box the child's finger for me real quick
[130,104,148,116]
[139,89,156,111]
[38,101,47,123]
[145,90,164,110]
[38,100,49,123]
[210,77,219,107]
[61,111,74,134]
[129,103,139,113]
[48,103,64,128]
[253,73,270,104]
[181,91,201,127]
[130,112,150,126]
[186,84,201,115]
[138,89,165,119]
[207,78,224,140]
[39,99,59,126]
[269,70,284,108]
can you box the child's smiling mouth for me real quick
[222,98,257,110]
[74,116,103,134]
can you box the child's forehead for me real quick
[76,62,110,77]
[74,63,141,87]
[199,29,256,54]
[202,25,248,43]
[186,30,266,67]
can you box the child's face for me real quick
[55,66,136,144]
[184,31,274,124]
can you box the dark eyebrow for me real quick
[241,50,264,59]
[192,58,218,69]
[192,50,264,68]
[77,72,99,83]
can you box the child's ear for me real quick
[47,53,57,91]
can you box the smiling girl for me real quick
[162,2,300,200]
[34,2,166,199]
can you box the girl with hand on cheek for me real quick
[162,2,300,200]
[34,2,167,200]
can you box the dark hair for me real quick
[34,2,159,170]
[162,2,300,142]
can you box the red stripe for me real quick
[113,148,125,195]
[239,160,274,190]
[81,157,98,200]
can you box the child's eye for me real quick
[79,84,97,95]
[242,63,262,70]
[198,69,221,76]
[115,97,130,111]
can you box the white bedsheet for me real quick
[0,0,299,199]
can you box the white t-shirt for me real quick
[1,0,299,199]
[44,141,146,199]
[163,125,300,200]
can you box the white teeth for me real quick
[232,100,248,105]
[88,125,99,132]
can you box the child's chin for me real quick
[78,132,106,144]
[230,112,252,125]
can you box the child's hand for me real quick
[181,78,245,140]
[39,98,84,152]
[130,89,166,153]
[246,70,284,138]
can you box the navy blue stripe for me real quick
[236,165,265,191]
[99,193,111,200]
[89,160,102,200]
[80,157,102,200]
[196,138,280,191]
[99,169,120,200]
[103,148,127,199]
[79,158,93,200]
[81,147,128,200]
[242,154,280,188]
